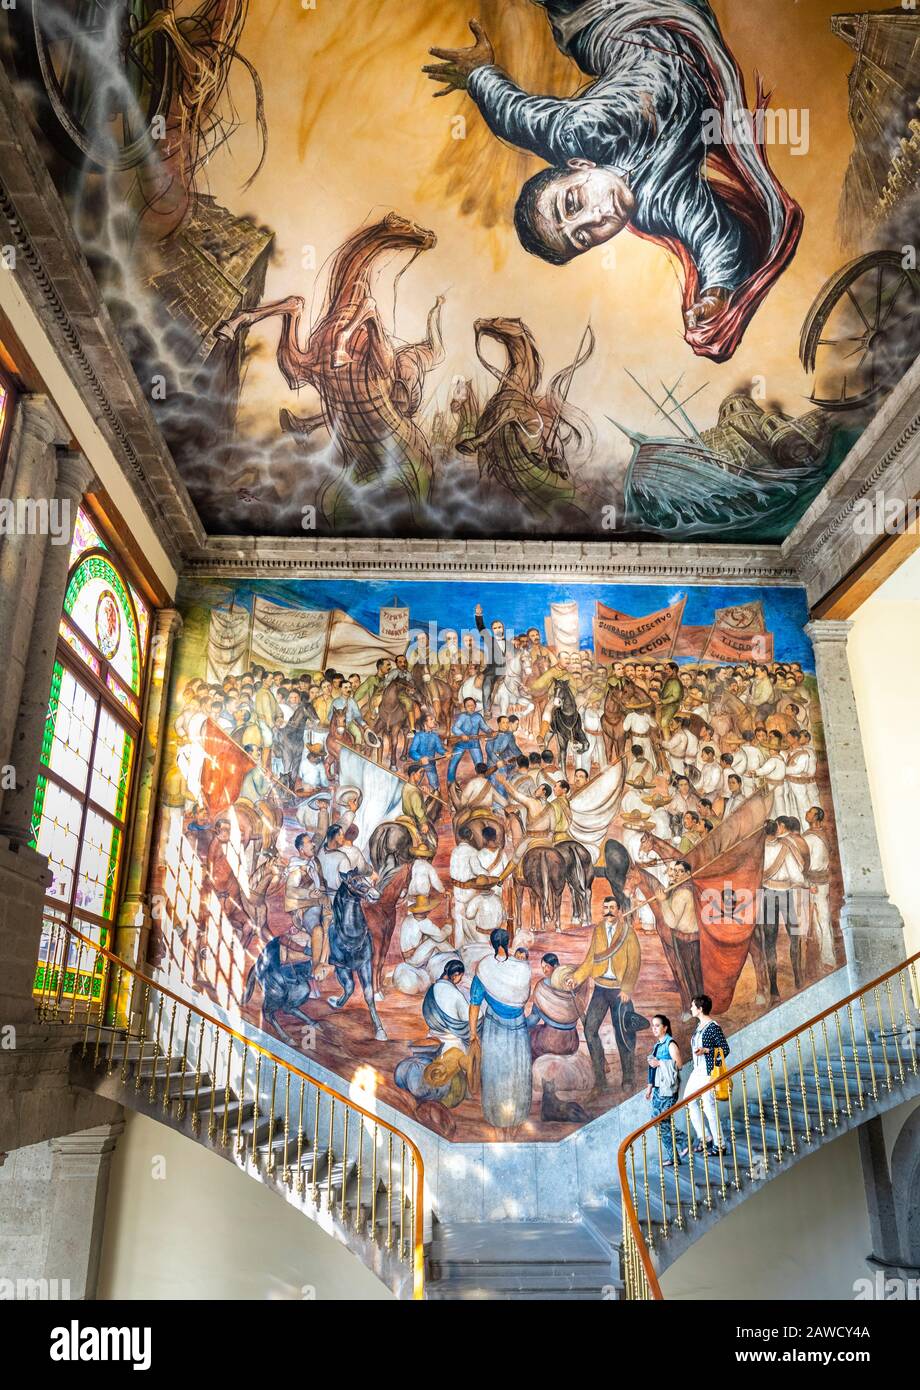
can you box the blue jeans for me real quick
[447,741,483,783]
[650,1088,685,1161]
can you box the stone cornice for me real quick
[782,354,920,605]
[184,536,800,585]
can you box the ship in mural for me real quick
[150,579,844,1141]
[4,1,920,540]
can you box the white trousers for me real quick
[684,1062,725,1147]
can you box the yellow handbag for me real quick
[712,1046,733,1103]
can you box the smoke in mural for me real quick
[5,1,920,539]
[150,578,844,1142]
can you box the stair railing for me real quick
[617,951,920,1300]
[34,918,427,1300]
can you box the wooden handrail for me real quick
[55,922,427,1299]
[617,948,920,1299]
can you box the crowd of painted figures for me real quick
[163,608,837,1137]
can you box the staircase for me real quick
[36,925,424,1299]
[35,926,920,1301]
[614,954,920,1298]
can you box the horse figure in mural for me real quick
[216,213,444,527]
[363,862,411,1002]
[547,677,590,773]
[327,869,388,1040]
[242,935,316,1048]
[373,678,423,771]
[457,316,594,523]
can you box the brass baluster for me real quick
[683,1099,699,1219]
[909,960,920,1016]
[726,1086,740,1193]
[221,1034,233,1147]
[119,969,135,1086]
[371,1122,379,1241]
[191,1016,206,1133]
[654,1117,668,1239]
[847,1003,865,1109]
[628,1144,641,1252]
[696,1100,713,1212]
[282,1071,291,1184]
[327,1097,336,1210]
[106,963,125,1075]
[712,1093,727,1200]
[235,1043,249,1155]
[779,1046,796,1156]
[884,980,906,1085]
[819,1021,838,1127]
[250,1054,263,1166]
[640,1132,654,1245]
[740,1071,755,1181]
[294,1078,305,1191]
[407,1153,415,1269]
[310,1090,321,1201]
[833,1010,852,1118]
[399,1142,406,1259]
[753,1065,769,1169]
[794,1034,811,1143]
[669,1113,683,1230]
[807,1028,825,1137]
[92,952,109,1067]
[766,1052,784,1158]
[147,994,165,1103]
[207,1025,219,1141]
[68,939,85,1026]
[340,1109,350,1223]
[355,1116,364,1234]
[266,1062,279,1175]
[898,969,918,1076]
[175,1007,192,1119]
[80,949,96,1058]
[873,987,893,1092]
[386,1129,394,1251]
[133,985,150,1091]
[162,998,178,1111]
[859,995,878,1100]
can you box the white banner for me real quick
[326,612,407,678]
[379,604,409,643]
[250,597,331,674]
[339,746,404,852]
[207,606,251,684]
[548,600,580,653]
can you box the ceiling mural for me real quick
[150,576,843,1142]
[5,1,920,540]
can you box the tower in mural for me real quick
[834,9,920,245]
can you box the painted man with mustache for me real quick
[424,1,802,362]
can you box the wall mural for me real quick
[6,2,920,540]
[150,578,843,1141]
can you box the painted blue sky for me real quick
[183,579,815,669]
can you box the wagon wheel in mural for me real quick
[799,251,920,412]
[11,0,173,171]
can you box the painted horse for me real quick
[456,317,594,523]
[242,936,316,1048]
[216,213,444,527]
[547,678,589,773]
[327,870,388,1040]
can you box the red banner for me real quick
[593,598,686,662]
[704,627,774,663]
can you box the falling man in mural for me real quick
[424,1,803,361]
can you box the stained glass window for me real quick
[32,512,151,1005]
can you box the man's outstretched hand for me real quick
[423,19,494,96]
